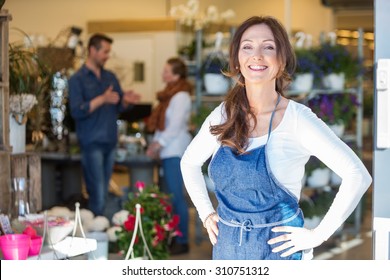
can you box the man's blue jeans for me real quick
[81,143,116,216]
[162,157,189,244]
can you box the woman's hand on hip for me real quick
[267,226,325,257]
[204,213,219,246]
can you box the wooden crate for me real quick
[10,153,42,213]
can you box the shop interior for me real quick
[0,0,377,260]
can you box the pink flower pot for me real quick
[0,234,31,260]
[28,235,43,256]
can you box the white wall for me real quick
[3,0,334,102]
[4,0,333,45]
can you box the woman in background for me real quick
[146,57,192,254]
[180,16,371,260]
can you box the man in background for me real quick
[69,33,140,216]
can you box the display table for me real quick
[40,152,83,210]
[40,152,160,208]
[115,154,160,188]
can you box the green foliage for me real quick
[190,105,214,133]
[300,189,334,219]
[314,43,361,80]
[9,43,51,147]
[115,182,181,260]
[9,44,50,96]
[202,52,228,74]
[294,48,321,76]
[304,156,327,177]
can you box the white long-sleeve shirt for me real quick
[153,91,192,159]
[181,99,372,243]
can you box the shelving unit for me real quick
[300,86,364,240]
[301,30,366,240]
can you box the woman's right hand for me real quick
[203,213,219,245]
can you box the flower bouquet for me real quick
[308,93,360,127]
[112,181,181,260]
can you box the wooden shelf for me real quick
[0,10,11,214]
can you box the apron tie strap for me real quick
[219,208,301,246]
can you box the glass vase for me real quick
[9,177,31,221]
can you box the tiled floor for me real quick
[111,136,374,260]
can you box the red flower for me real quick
[124,214,136,231]
[135,181,145,191]
[164,215,180,231]
[23,226,37,237]
[154,223,165,241]
[159,198,168,206]
[164,205,172,213]
[173,230,183,237]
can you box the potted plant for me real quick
[290,48,321,92]
[314,43,361,90]
[307,93,360,137]
[9,43,50,153]
[305,156,331,188]
[202,51,230,95]
[108,181,182,260]
[299,188,335,228]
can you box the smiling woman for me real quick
[180,15,371,260]
[238,24,280,86]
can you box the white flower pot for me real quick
[9,114,26,154]
[328,122,345,138]
[306,167,331,188]
[304,216,321,229]
[290,73,314,92]
[330,171,342,186]
[204,73,230,95]
[322,73,345,90]
[203,174,215,192]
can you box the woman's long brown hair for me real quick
[210,16,296,154]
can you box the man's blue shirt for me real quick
[68,64,124,148]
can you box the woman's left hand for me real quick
[267,226,325,257]
[146,141,161,159]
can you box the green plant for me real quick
[314,43,361,80]
[9,44,50,96]
[9,43,51,146]
[305,156,327,177]
[299,189,334,219]
[202,52,228,74]
[114,181,181,260]
[294,48,321,76]
[190,104,214,133]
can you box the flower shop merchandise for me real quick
[307,92,360,133]
[110,181,182,260]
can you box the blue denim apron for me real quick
[209,95,303,260]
